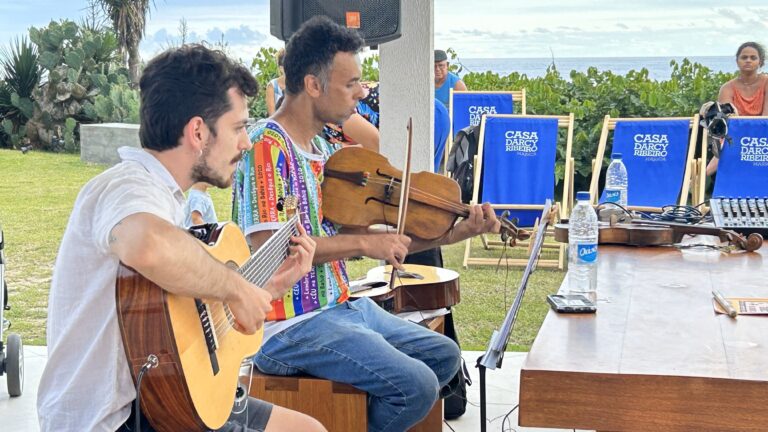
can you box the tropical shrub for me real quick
[85,79,140,124]
[0,37,41,148]
[249,46,280,119]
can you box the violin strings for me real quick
[361,175,468,215]
[358,175,521,235]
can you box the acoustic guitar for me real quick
[116,215,298,431]
[349,264,460,313]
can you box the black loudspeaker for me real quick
[270,0,402,46]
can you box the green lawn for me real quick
[0,149,565,350]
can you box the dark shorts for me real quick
[119,397,273,432]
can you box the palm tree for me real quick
[98,0,153,86]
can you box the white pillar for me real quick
[378,0,433,172]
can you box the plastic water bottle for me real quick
[604,152,628,207]
[568,191,598,303]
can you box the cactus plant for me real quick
[26,20,127,149]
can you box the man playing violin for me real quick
[232,16,501,432]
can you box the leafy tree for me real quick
[98,0,153,86]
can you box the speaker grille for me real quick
[303,0,400,43]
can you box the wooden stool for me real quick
[248,316,446,432]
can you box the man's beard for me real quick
[190,138,241,188]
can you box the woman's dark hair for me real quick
[736,42,766,68]
[283,16,365,95]
[139,44,258,151]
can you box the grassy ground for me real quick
[0,149,565,350]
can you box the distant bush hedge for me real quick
[459,59,734,194]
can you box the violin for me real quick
[321,147,529,244]
[553,219,763,252]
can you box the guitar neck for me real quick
[238,215,299,286]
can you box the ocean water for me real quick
[457,56,736,81]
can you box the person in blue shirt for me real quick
[433,98,450,172]
[184,182,218,227]
[434,49,467,107]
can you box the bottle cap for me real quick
[576,191,590,201]
[611,152,622,159]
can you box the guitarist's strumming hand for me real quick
[263,222,317,300]
[229,285,273,334]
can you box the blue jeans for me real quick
[254,298,461,432]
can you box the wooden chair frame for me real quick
[588,115,700,212]
[462,113,575,269]
[444,89,527,174]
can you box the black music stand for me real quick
[475,201,553,432]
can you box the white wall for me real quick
[379,0,433,172]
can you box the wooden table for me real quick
[519,241,768,432]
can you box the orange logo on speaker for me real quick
[346,11,361,28]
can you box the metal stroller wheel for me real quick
[6,333,23,397]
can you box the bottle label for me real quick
[577,243,598,263]
[605,189,620,203]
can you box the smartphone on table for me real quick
[546,294,596,313]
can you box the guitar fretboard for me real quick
[238,214,300,286]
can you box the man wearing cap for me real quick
[434,49,467,107]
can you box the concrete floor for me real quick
[0,347,584,432]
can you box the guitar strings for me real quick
[211,231,291,337]
[211,220,296,335]
[209,217,299,338]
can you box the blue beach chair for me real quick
[445,90,526,174]
[588,116,699,211]
[711,117,768,198]
[463,114,574,269]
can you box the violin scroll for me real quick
[499,210,530,246]
[728,232,764,252]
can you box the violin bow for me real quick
[389,118,414,288]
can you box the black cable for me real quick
[134,354,159,432]
[443,419,458,432]
[597,202,707,225]
[500,404,519,432]
[636,205,705,224]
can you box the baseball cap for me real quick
[435,49,448,62]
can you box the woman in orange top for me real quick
[707,42,768,175]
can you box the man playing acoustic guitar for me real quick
[232,17,501,432]
[37,45,325,432]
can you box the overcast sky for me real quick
[1,0,767,61]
